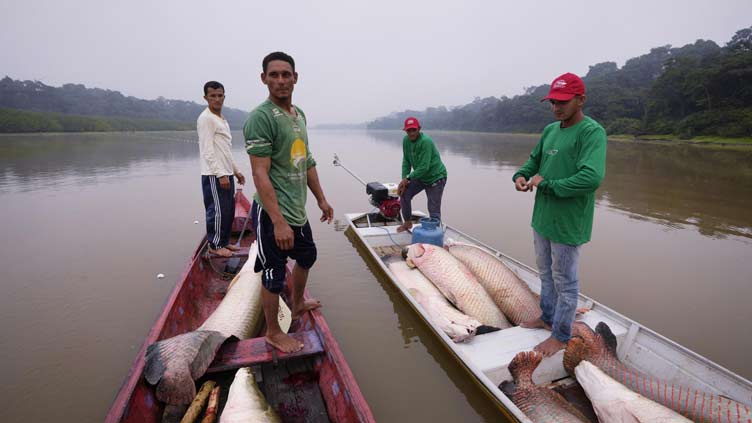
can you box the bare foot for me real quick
[225,244,241,251]
[396,222,413,233]
[293,298,322,320]
[520,318,552,330]
[266,332,303,353]
[208,247,233,257]
[534,336,567,357]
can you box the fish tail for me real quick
[563,336,589,376]
[144,330,228,404]
[595,321,618,356]
[508,351,542,388]
[475,325,501,335]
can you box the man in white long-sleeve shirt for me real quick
[198,81,246,257]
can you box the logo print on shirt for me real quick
[546,149,559,156]
[290,138,307,169]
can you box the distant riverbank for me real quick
[3,125,752,150]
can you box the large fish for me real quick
[564,321,752,423]
[501,351,589,422]
[575,360,692,422]
[406,243,510,329]
[220,367,280,423]
[389,261,482,342]
[445,241,541,325]
[144,242,292,404]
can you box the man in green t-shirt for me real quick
[244,51,334,353]
[397,117,448,233]
[512,73,607,357]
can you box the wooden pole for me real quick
[180,380,216,423]
[200,386,221,423]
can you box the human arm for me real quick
[536,127,607,197]
[306,166,333,224]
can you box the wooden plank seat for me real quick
[206,330,324,374]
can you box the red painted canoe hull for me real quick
[105,189,374,422]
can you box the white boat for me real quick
[345,211,752,423]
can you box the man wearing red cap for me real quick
[512,73,607,357]
[397,117,447,232]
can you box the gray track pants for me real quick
[400,177,447,221]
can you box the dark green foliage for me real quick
[369,26,752,139]
[0,77,249,132]
[0,108,194,133]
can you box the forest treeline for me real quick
[368,27,752,139]
[0,77,248,133]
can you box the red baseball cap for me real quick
[541,73,585,102]
[403,116,421,131]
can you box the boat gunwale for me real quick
[105,238,206,423]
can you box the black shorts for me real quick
[252,201,317,294]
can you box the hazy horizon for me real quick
[2,1,751,125]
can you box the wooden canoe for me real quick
[345,211,752,423]
[105,189,374,423]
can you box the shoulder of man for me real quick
[197,107,211,124]
[579,116,607,138]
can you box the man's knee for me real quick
[295,247,317,270]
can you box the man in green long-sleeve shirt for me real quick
[397,116,447,233]
[513,73,607,357]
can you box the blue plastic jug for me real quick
[411,217,444,247]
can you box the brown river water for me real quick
[1,130,750,422]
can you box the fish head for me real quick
[405,243,427,268]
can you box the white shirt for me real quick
[197,108,239,176]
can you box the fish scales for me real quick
[505,351,589,422]
[575,360,692,422]
[447,242,541,325]
[406,243,510,329]
[389,261,481,342]
[565,321,752,423]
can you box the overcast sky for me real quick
[2,1,750,124]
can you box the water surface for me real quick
[1,130,750,422]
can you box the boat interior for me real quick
[348,211,752,422]
[111,198,370,423]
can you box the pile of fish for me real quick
[389,261,483,342]
[445,241,541,325]
[144,242,289,416]
[400,240,543,342]
[406,243,510,329]
[564,321,752,423]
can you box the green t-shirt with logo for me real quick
[512,116,607,245]
[244,99,317,226]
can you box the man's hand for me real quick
[235,171,246,185]
[398,178,409,196]
[219,175,231,190]
[514,176,530,192]
[274,220,295,250]
[528,175,544,191]
[318,199,334,224]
